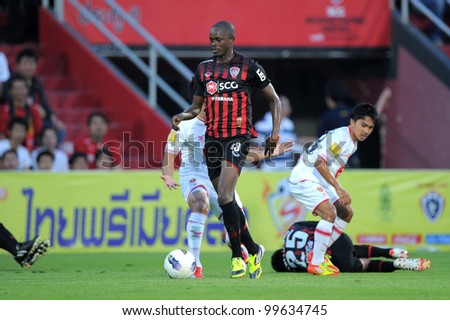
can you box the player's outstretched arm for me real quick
[172,96,203,131]
[246,140,295,163]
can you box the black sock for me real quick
[0,223,18,256]
[220,201,242,258]
[236,204,259,255]
[366,260,396,272]
[354,245,391,258]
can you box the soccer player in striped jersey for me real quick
[271,221,431,273]
[289,104,378,276]
[172,21,281,278]
[162,107,293,278]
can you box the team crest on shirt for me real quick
[206,81,217,94]
[421,191,445,223]
[230,67,240,79]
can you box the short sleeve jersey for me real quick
[165,117,208,178]
[281,221,318,272]
[290,126,357,186]
[193,51,271,139]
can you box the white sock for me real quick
[328,217,348,247]
[186,212,207,267]
[311,220,334,266]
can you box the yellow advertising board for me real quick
[0,172,227,253]
[237,170,450,252]
[0,170,448,253]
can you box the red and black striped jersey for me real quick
[282,221,317,272]
[193,51,271,139]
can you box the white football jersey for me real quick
[165,117,207,178]
[290,126,357,186]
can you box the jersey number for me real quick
[285,229,309,269]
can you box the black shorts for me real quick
[329,233,363,272]
[204,135,250,181]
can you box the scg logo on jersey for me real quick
[219,81,238,90]
[206,80,238,95]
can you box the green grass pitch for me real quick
[1,251,449,300]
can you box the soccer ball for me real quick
[163,249,197,279]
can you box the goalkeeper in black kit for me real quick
[271,221,431,273]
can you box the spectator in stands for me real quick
[3,48,66,143]
[0,74,43,150]
[0,149,19,170]
[69,152,89,170]
[0,51,10,99]
[74,112,110,169]
[317,80,355,137]
[0,118,32,170]
[35,150,54,171]
[95,147,114,170]
[420,0,446,45]
[254,94,299,171]
[31,126,68,172]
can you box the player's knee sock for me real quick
[236,204,259,255]
[311,220,334,265]
[366,260,396,272]
[0,223,18,255]
[369,246,391,258]
[328,217,348,247]
[220,201,242,258]
[354,245,391,258]
[186,212,207,267]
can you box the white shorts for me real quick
[181,174,222,220]
[180,173,244,220]
[288,179,338,214]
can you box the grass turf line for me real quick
[0,251,448,300]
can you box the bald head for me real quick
[211,21,235,39]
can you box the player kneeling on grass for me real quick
[271,221,431,273]
[0,222,50,268]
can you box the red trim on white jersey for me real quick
[196,115,206,123]
[312,198,331,216]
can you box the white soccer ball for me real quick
[163,249,197,279]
